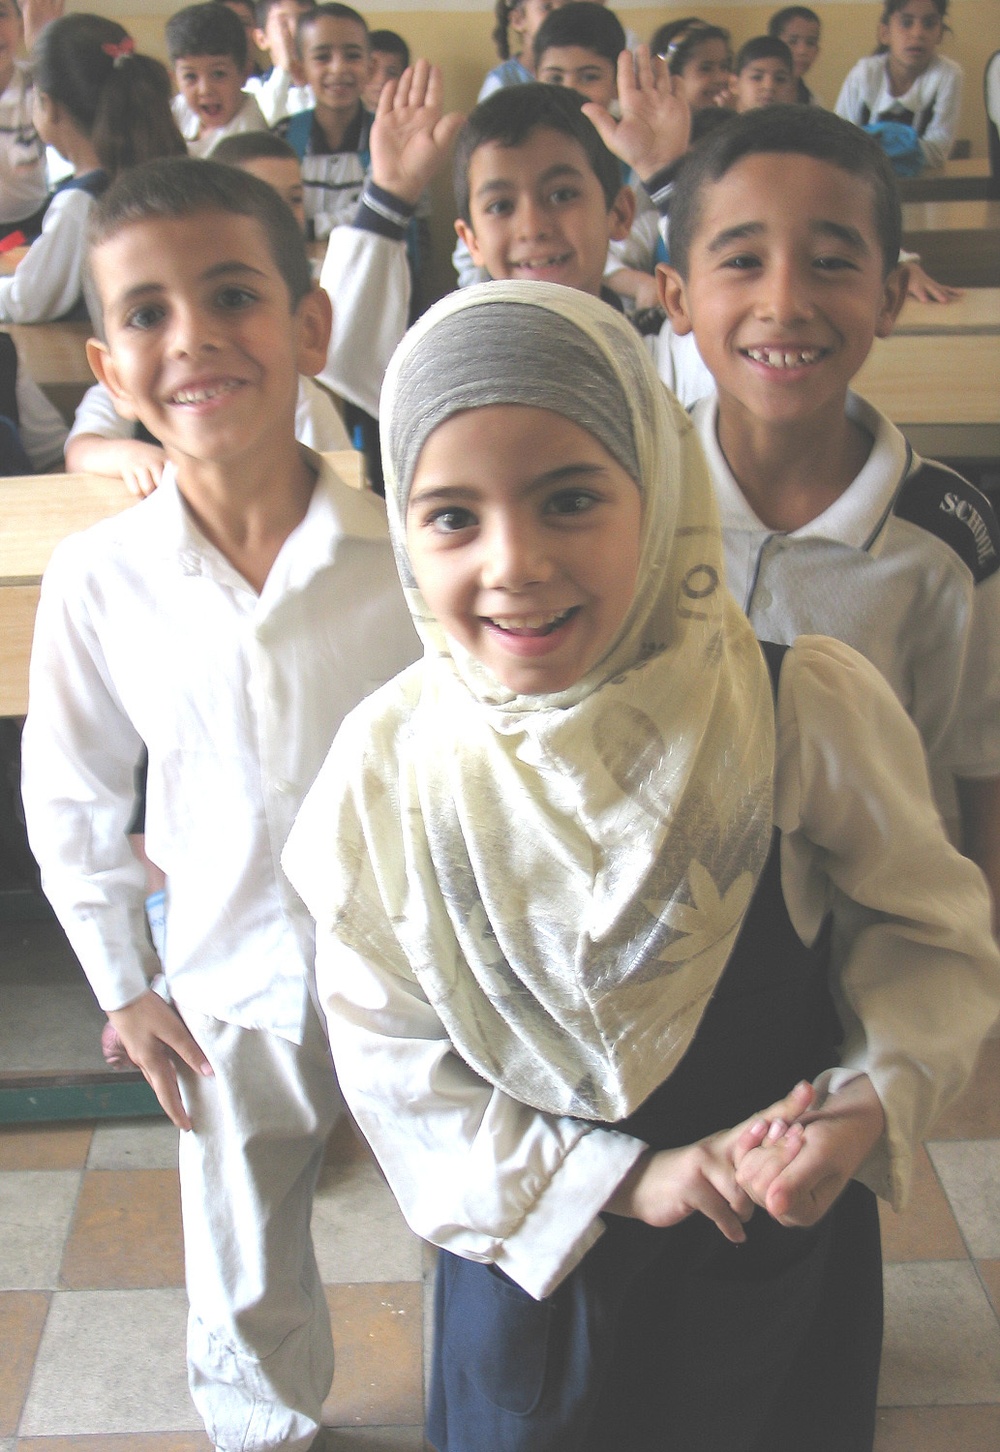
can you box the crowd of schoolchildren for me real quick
[7,0,1000,1449]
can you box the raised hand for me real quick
[582,45,691,184]
[370,60,465,207]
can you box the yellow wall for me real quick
[118,2,999,299]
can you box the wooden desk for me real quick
[898,158,994,203]
[895,288,1000,335]
[901,200,1000,287]
[1,319,93,422]
[854,332,1000,461]
[0,450,367,716]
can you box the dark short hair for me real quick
[297,2,369,50]
[734,35,793,74]
[453,83,622,224]
[651,19,730,76]
[768,6,820,37]
[166,2,247,67]
[369,28,409,66]
[212,130,300,165]
[533,2,625,70]
[86,156,312,327]
[668,105,902,278]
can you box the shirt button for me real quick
[271,779,295,796]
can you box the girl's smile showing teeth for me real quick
[483,607,578,635]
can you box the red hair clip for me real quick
[101,36,136,66]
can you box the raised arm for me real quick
[582,46,691,184]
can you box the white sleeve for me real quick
[451,232,490,289]
[20,537,161,1012]
[313,929,644,1300]
[15,364,68,469]
[917,60,963,170]
[834,60,873,125]
[987,52,1000,128]
[944,567,1000,779]
[317,225,411,418]
[773,635,1000,1209]
[66,382,132,446]
[294,375,352,451]
[604,201,660,277]
[649,322,716,408]
[0,189,92,323]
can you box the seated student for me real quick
[22,154,418,1452]
[835,0,961,172]
[246,0,315,124]
[167,2,267,158]
[731,36,798,111]
[534,1,659,311]
[651,18,733,114]
[0,331,67,472]
[275,3,375,241]
[658,105,1000,926]
[768,5,823,105]
[66,129,349,496]
[0,14,185,325]
[283,278,1000,1452]
[0,0,49,243]
[363,28,410,112]
[481,0,562,100]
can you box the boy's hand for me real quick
[267,13,302,80]
[23,0,64,48]
[370,60,465,207]
[582,46,690,185]
[605,1080,815,1242]
[735,1075,886,1227]
[905,260,964,304]
[117,441,168,498]
[106,990,213,1132]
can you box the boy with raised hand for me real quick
[168,1,267,157]
[21,156,417,1452]
[246,0,315,124]
[656,105,1000,931]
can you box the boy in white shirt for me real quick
[21,156,417,1452]
[168,1,267,157]
[246,0,315,124]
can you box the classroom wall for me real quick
[110,0,1000,300]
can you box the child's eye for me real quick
[720,253,761,271]
[483,197,515,217]
[549,185,581,206]
[813,255,857,272]
[426,506,476,534]
[546,489,599,517]
[124,303,166,330]
[215,285,258,310]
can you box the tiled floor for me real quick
[2,905,1000,1449]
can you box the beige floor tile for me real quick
[0,1125,92,1172]
[323,1283,424,1429]
[874,1404,1000,1450]
[20,1288,199,1436]
[313,1151,422,1287]
[88,1122,179,1172]
[979,1259,1000,1317]
[16,1438,212,1451]
[879,1261,1000,1406]
[926,1140,1000,1259]
[880,1145,966,1262]
[0,1290,48,1436]
[60,1170,184,1291]
[930,1039,1000,1139]
[0,1171,80,1290]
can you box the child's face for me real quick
[255,0,309,67]
[87,210,329,474]
[734,57,797,111]
[363,48,406,111]
[678,39,732,112]
[879,0,943,72]
[174,54,247,133]
[0,0,22,91]
[511,0,564,56]
[455,126,633,298]
[405,404,641,695]
[536,45,617,109]
[299,15,371,119]
[777,18,820,79]
[658,153,906,434]
[238,156,306,232]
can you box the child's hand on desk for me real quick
[604,1080,815,1243]
[905,260,964,304]
[370,60,465,208]
[116,440,167,498]
[583,46,691,185]
[735,1074,886,1227]
[106,990,213,1132]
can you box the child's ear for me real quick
[607,184,635,244]
[86,338,141,422]
[293,285,333,376]
[875,262,910,339]
[454,218,487,270]
[657,263,694,336]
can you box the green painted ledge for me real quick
[0,1070,163,1123]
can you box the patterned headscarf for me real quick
[285,281,775,1120]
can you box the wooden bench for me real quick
[854,332,1000,463]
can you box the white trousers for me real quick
[176,1002,342,1451]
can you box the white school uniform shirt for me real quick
[0,62,47,225]
[0,174,102,323]
[286,633,1000,1300]
[244,66,314,126]
[835,53,963,170]
[68,376,352,454]
[171,91,268,158]
[15,362,68,469]
[693,390,1000,817]
[21,452,418,1040]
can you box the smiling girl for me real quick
[284,281,1000,1452]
